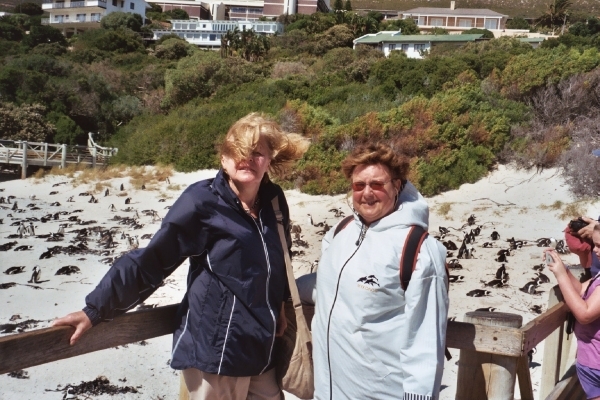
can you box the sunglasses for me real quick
[351,180,391,192]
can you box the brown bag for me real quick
[271,197,315,400]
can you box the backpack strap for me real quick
[333,215,354,238]
[399,225,428,292]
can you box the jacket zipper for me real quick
[326,223,367,400]
[249,209,277,374]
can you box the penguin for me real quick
[448,275,464,283]
[120,183,124,191]
[141,184,146,190]
[519,281,539,294]
[308,214,314,226]
[467,289,491,297]
[12,202,18,211]
[439,226,450,235]
[467,214,476,225]
[104,188,110,197]
[4,266,25,275]
[534,272,551,284]
[125,197,131,205]
[483,242,493,248]
[448,259,462,269]
[476,307,497,312]
[530,305,543,314]
[495,264,508,279]
[483,278,508,288]
[491,231,500,240]
[55,266,81,275]
[67,196,74,202]
[28,266,41,284]
[533,263,545,271]
[49,191,58,195]
[443,240,458,251]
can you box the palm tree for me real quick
[535,0,572,31]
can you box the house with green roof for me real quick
[353,31,485,58]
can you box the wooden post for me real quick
[21,141,27,179]
[456,311,522,400]
[61,144,67,169]
[540,283,578,399]
[516,355,534,400]
[92,146,97,168]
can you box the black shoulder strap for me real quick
[333,215,354,238]
[400,225,428,292]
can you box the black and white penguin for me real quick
[495,264,508,279]
[519,281,539,294]
[120,183,124,191]
[104,188,109,197]
[28,266,41,283]
[125,197,131,204]
[534,272,551,284]
[4,266,25,275]
[467,289,491,297]
[476,307,497,312]
[448,275,464,283]
[491,231,500,240]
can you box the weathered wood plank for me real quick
[540,286,566,400]
[446,320,524,356]
[0,304,180,375]
[517,355,535,400]
[521,301,569,354]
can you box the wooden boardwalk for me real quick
[0,133,117,178]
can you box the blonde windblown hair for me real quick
[219,112,310,177]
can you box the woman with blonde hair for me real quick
[302,142,449,400]
[53,113,310,399]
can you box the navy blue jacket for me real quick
[83,170,291,376]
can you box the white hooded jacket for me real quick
[307,182,449,400]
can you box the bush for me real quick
[164,9,189,20]
[72,28,145,54]
[0,22,23,41]
[0,102,55,141]
[154,38,193,60]
[101,12,143,32]
[506,17,530,30]
[462,28,494,39]
[47,111,86,144]
[12,3,42,16]
[22,25,67,48]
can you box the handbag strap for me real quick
[271,197,311,335]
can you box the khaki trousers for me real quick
[182,367,283,400]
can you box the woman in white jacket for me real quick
[308,143,449,400]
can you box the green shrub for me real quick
[101,12,143,32]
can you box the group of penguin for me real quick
[0,180,168,290]
[437,214,567,315]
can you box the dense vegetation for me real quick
[1,7,600,197]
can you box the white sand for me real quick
[0,165,598,400]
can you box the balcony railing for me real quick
[41,15,104,24]
[42,0,106,8]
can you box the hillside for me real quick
[352,0,598,18]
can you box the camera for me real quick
[569,217,588,233]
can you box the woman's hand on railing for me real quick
[51,311,92,345]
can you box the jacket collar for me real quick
[213,169,279,212]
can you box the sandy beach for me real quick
[1,165,598,399]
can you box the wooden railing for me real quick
[0,285,585,399]
[0,133,117,178]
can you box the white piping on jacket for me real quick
[218,296,236,374]
[171,309,190,360]
[250,210,277,374]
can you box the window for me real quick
[181,24,188,29]
[202,33,208,40]
[174,23,181,29]
[91,12,101,21]
[194,33,200,38]
[202,23,206,28]
[401,43,409,51]
[189,24,196,29]
[418,17,425,25]
[129,2,134,9]
[112,0,116,5]
[458,19,472,27]
[484,19,498,29]
[414,43,425,51]
[209,34,216,41]
[431,17,444,26]
[186,33,193,38]
[389,44,396,50]
[76,13,86,22]
[120,1,124,7]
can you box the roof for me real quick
[518,37,546,43]
[399,7,507,17]
[354,33,484,44]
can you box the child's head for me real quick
[593,224,600,259]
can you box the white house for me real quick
[353,31,484,58]
[397,1,507,33]
[152,19,283,47]
[41,0,150,36]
